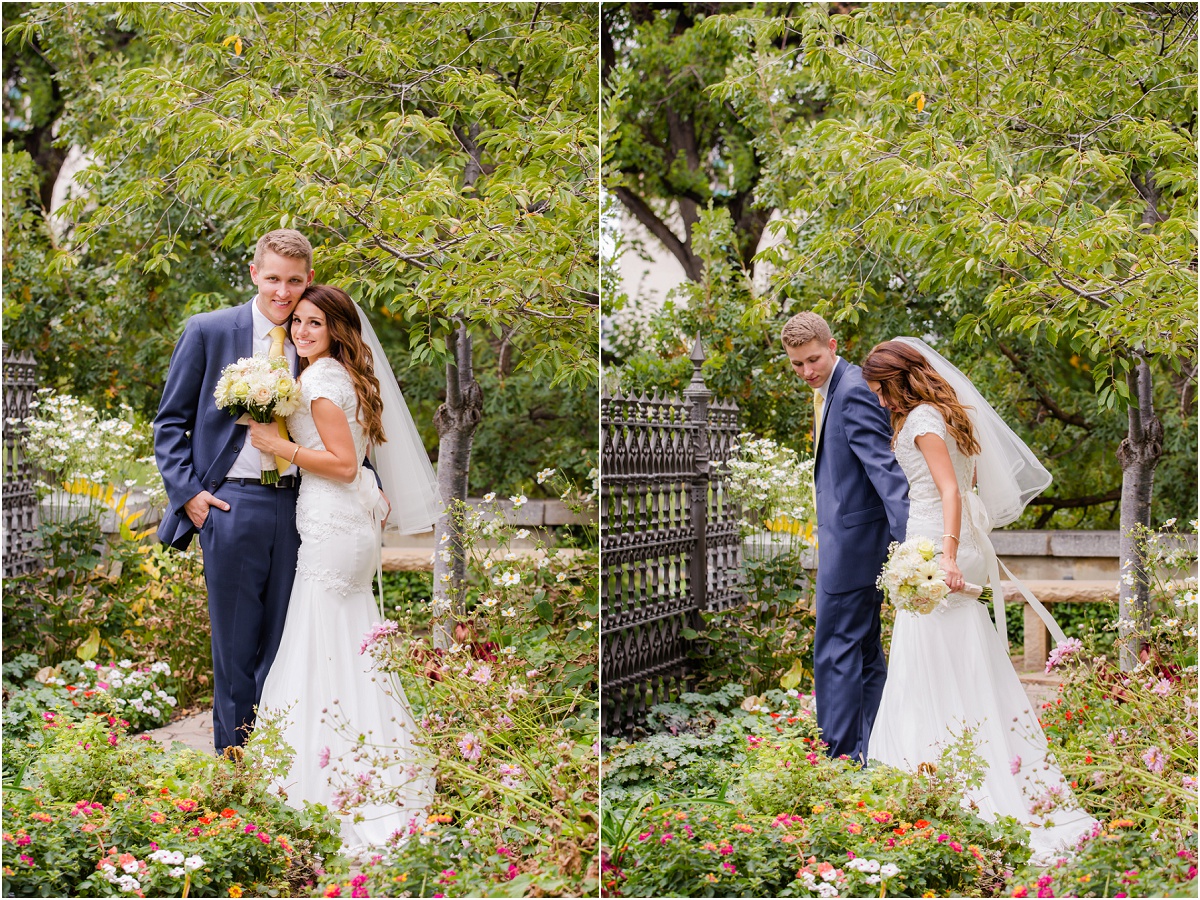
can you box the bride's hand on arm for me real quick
[248,421,287,455]
[914,432,966,592]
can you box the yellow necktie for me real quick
[269,326,292,474]
[812,391,824,515]
[813,391,825,454]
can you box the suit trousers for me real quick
[198,481,301,751]
[813,582,888,761]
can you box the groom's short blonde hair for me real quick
[254,229,313,270]
[781,311,833,347]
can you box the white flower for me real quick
[579,620,594,631]
[480,596,500,608]
[482,558,494,570]
[500,571,521,587]
[500,646,516,656]
[880,863,900,877]
[515,529,530,539]
[183,855,204,871]
[439,532,450,544]
[483,492,496,502]
[501,607,516,618]
[510,494,528,508]
[122,858,140,874]
[556,572,568,582]
[536,468,556,483]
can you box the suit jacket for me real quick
[155,300,279,549]
[813,361,910,593]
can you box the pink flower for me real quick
[470,665,493,685]
[506,863,519,880]
[258,832,271,844]
[950,841,963,852]
[15,835,31,847]
[660,833,674,844]
[19,854,33,866]
[457,732,482,761]
[1045,638,1083,673]
[937,833,949,843]
[359,621,399,655]
[175,799,197,813]
[319,746,331,769]
[637,831,652,842]
[1141,746,1166,774]
[1150,678,1172,697]
[718,843,734,856]
[722,862,737,874]
[1010,755,1022,774]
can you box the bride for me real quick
[861,338,1096,863]
[247,284,440,849]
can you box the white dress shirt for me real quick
[225,299,300,479]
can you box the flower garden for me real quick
[600,436,1198,898]
[3,387,599,898]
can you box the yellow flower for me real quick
[228,886,244,898]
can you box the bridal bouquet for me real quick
[877,537,989,614]
[214,354,301,483]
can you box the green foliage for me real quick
[708,4,1196,382]
[1,713,340,897]
[10,1,597,386]
[603,696,1030,898]
[336,478,599,897]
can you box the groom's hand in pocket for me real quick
[185,490,231,529]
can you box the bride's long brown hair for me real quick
[294,285,386,446]
[861,341,980,456]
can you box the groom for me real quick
[782,312,908,762]
[155,229,314,754]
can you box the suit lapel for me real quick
[815,360,848,473]
[235,299,255,360]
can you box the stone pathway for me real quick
[144,708,214,753]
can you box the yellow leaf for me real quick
[222,34,243,55]
[77,628,101,662]
[235,37,242,56]
[906,91,926,112]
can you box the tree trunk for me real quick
[431,321,483,648]
[1115,356,1164,671]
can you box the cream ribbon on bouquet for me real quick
[268,326,293,475]
[962,490,1067,653]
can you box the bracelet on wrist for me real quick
[289,445,301,465]
[943,534,959,544]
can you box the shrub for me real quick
[1,713,340,897]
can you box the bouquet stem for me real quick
[259,450,279,485]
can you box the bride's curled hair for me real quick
[862,341,980,457]
[295,285,386,447]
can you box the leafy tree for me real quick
[9,2,599,642]
[603,2,798,280]
[706,2,1196,666]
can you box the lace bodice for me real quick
[896,405,983,609]
[287,357,368,461]
[287,357,375,596]
[894,404,975,507]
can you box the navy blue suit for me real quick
[812,360,908,761]
[154,300,300,751]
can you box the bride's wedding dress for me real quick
[258,357,432,849]
[867,403,1096,863]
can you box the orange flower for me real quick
[229,887,244,898]
[914,819,930,828]
[221,809,237,819]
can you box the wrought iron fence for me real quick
[3,345,39,578]
[601,338,744,734]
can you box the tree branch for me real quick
[612,185,703,281]
[996,341,1092,430]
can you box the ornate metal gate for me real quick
[3,345,40,577]
[601,337,743,734]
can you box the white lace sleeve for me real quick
[302,359,355,413]
[905,404,947,442]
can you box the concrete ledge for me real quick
[1000,579,1117,604]
[991,530,1196,558]
[382,546,589,573]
